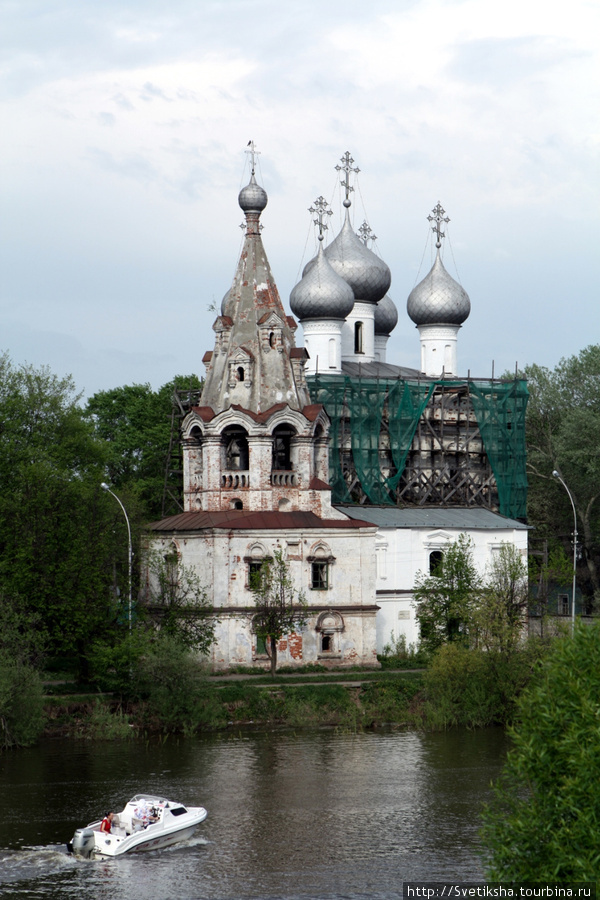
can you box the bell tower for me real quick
[181,145,338,518]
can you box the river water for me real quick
[0,727,507,900]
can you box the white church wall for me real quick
[374,524,529,654]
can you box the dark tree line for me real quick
[0,352,202,681]
[522,344,600,608]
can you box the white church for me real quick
[147,149,528,669]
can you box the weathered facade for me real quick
[147,156,379,670]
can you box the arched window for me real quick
[222,426,249,471]
[237,366,245,382]
[429,550,444,575]
[245,542,271,591]
[272,424,295,471]
[354,321,363,354]
[316,610,344,658]
[269,332,276,348]
[308,542,335,591]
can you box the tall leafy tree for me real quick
[473,543,529,656]
[85,375,203,521]
[524,345,600,603]
[0,355,129,674]
[413,534,480,652]
[251,550,308,676]
[482,622,600,883]
[142,549,215,654]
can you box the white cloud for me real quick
[1,0,598,394]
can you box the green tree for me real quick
[85,375,203,520]
[523,345,600,604]
[142,549,215,654]
[251,549,308,676]
[0,355,127,674]
[413,534,480,652]
[89,629,220,733]
[473,543,529,656]
[0,651,45,748]
[482,622,600,884]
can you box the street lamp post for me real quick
[101,483,133,633]
[552,470,577,632]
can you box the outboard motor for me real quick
[68,827,96,858]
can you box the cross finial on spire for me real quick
[427,202,450,249]
[335,151,360,208]
[245,140,260,175]
[309,196,333,242]
[357,221,377,246]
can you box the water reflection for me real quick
[0,728,506,899]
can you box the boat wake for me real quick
[0,846,77,885]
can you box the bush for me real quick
[0,652,45,748]
[359,676,424,726]
[481,622,600,884]
[133,635,222,733]
[378,631,430,669]
[89,630,223,734]
[423,641,544,729]
[80,701,134,740]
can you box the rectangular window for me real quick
[255,634,267,655]
[311,561,329,590]
[558,594,569,616]
[248,562,264,590]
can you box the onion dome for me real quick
[220,287,232,316]
[374,294,398,335]
[407,250,471,326]
[290,242,355,321]
[303,211,391,304]
[238,172,268,214]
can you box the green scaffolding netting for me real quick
[309,373,528,519]
[468,379,528,520]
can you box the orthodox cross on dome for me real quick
[309,195,333,241]
[357,220,377,246]
[245,139,260,175]
[335,151,360,208]
[427,202,450,249]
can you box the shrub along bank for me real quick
[36,631,553,742]
[43,671,426,738]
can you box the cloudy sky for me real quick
[2,0,598,398]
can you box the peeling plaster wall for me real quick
[149,525,378,670]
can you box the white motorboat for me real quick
[67,793,207,859]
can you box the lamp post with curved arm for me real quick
[101,483,133,633]
[552,470,577,632]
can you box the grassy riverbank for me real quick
[43,670,426,738]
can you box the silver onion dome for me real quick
[290,242,355,321]
[407,250,471,326]
[303,211,391,304]
[374,294,398,335]
[220,287,232,317]
[238,172,268,214]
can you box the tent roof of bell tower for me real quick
[199,150,310,416]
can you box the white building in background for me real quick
[340,507,529,653]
